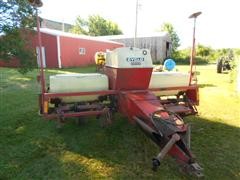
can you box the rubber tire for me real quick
[217,59,223,73]
[224,61,231,70]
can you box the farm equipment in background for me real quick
[217,50,234,73]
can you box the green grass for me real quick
[0,65,239,179]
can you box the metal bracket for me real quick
[187,162,204,178]
[152,133,180,170]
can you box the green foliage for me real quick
[174,44,240,65]
[161,22,180,53]
[0,0,35,31]
[229,55,239,84]
[70,15,122,36]
[196,44,213,57]
[0,28,36,74]
[171,48,190,64]
[69,16,88,35]
[234,48,240,56]
[0,0,36,74]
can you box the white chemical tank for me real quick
[149,72,190,96]
[105,47,153,68]
[49,73,109,103]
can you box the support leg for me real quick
[152,133,180,171]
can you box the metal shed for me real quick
[98,32,172,63]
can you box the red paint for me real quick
[118,91,163,123]
[60,36,123,68]
[104,67,153,90]
[0,30,123,68]
[41,33,58,68]
[168,144,191,163]
[31,32,59,68]
[117,90,194,165]
[186,87,199,105]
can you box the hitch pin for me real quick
[152,133,180,171]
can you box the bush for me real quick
[173,46,240,65]
[229,56,239,84]
[172,48,209,65]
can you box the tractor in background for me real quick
[217,49,234,73]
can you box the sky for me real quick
[39,0,240,49]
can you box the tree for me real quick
[70,15,122,36]
[0,0,36,73]
[70,16,88,35]
[160,23,180,55]
[196,44,213,57]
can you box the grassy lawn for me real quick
[0,65,239,179]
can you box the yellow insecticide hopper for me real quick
[95,51,106,71]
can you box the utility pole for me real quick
[134,0,139,47]
[62,19,65,32]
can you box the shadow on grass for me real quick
[219,71,230,74]
[198,83,216,88]
[0,68,39,91]
[1,110,239,179]
[52,114,240,179]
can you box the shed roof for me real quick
[39,28,124,45]
[97,32,170,40]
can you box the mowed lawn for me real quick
[0,65,239,179]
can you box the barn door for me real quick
[36,46,46,68]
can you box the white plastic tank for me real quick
[49,73,109,103]
[149,72,190,96]
[105,47,153,68]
